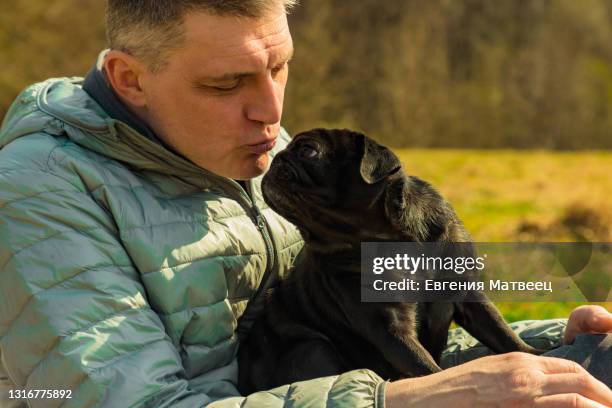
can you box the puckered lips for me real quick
[246,138,277,154]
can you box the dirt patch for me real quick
[516,203,611,241]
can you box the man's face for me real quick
[138,8,293,180]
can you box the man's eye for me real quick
[298,144,318,159]
[272,62,288,76]
[198,80,241,92]
[211,81,241,91]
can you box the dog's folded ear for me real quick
[359,135,402,184]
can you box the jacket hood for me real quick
[0,77,289,191]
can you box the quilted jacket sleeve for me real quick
[209,371,386,408]
[0,165,386,408]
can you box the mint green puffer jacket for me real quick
[0,78,386,408]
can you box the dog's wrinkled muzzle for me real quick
[270,155,298,182]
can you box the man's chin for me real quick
[233,153,270,181]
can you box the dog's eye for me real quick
[298,144,319,159]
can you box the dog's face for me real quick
[263,128,454,247]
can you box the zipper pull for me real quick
[256,215,266,230]
[251,207,266,230]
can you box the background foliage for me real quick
[2,0,612,148]
[286,0,612,149]
[397,149,611,320]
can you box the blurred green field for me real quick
[395,149,612,321]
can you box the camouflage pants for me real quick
[442,318,611,387]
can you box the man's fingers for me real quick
[564,305,612,344]
[502,355,612,406]
[532,355,589,375]
[535,394,610,408]
[540,373,612,407]
[588,310,612,333]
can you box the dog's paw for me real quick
[521,345,548,355]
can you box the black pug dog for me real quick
[238,128,540,394]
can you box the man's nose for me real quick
[245,75,283,125]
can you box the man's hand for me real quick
[386,352,612,408]
[564,305,612,345]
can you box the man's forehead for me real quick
[182,9,291,59]
[174,9,293,81]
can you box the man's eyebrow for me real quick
[201,71,253,82]
[278,47,295,65]
[199,48,295,82]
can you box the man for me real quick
[0,1,610,407]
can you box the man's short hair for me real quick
[106,0,298,72]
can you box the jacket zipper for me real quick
[215,178,276,267]
[251,205,276,275]
[235,180,278,340]
[203,176,276,275]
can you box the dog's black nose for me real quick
[272,155,297,181]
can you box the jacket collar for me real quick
[82,50,163,146]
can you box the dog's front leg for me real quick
[359,317,442,378]
[453,293,545,354]
[388,334,443,378]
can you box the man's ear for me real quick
[359,135,402,184]
[103,50,148,108]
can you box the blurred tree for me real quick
[285,0,612,149]
[0,0,106,119]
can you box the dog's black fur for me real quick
[238,128,539,393]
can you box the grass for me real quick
[394,148,612,322]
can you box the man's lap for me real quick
[442,318,611,387]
